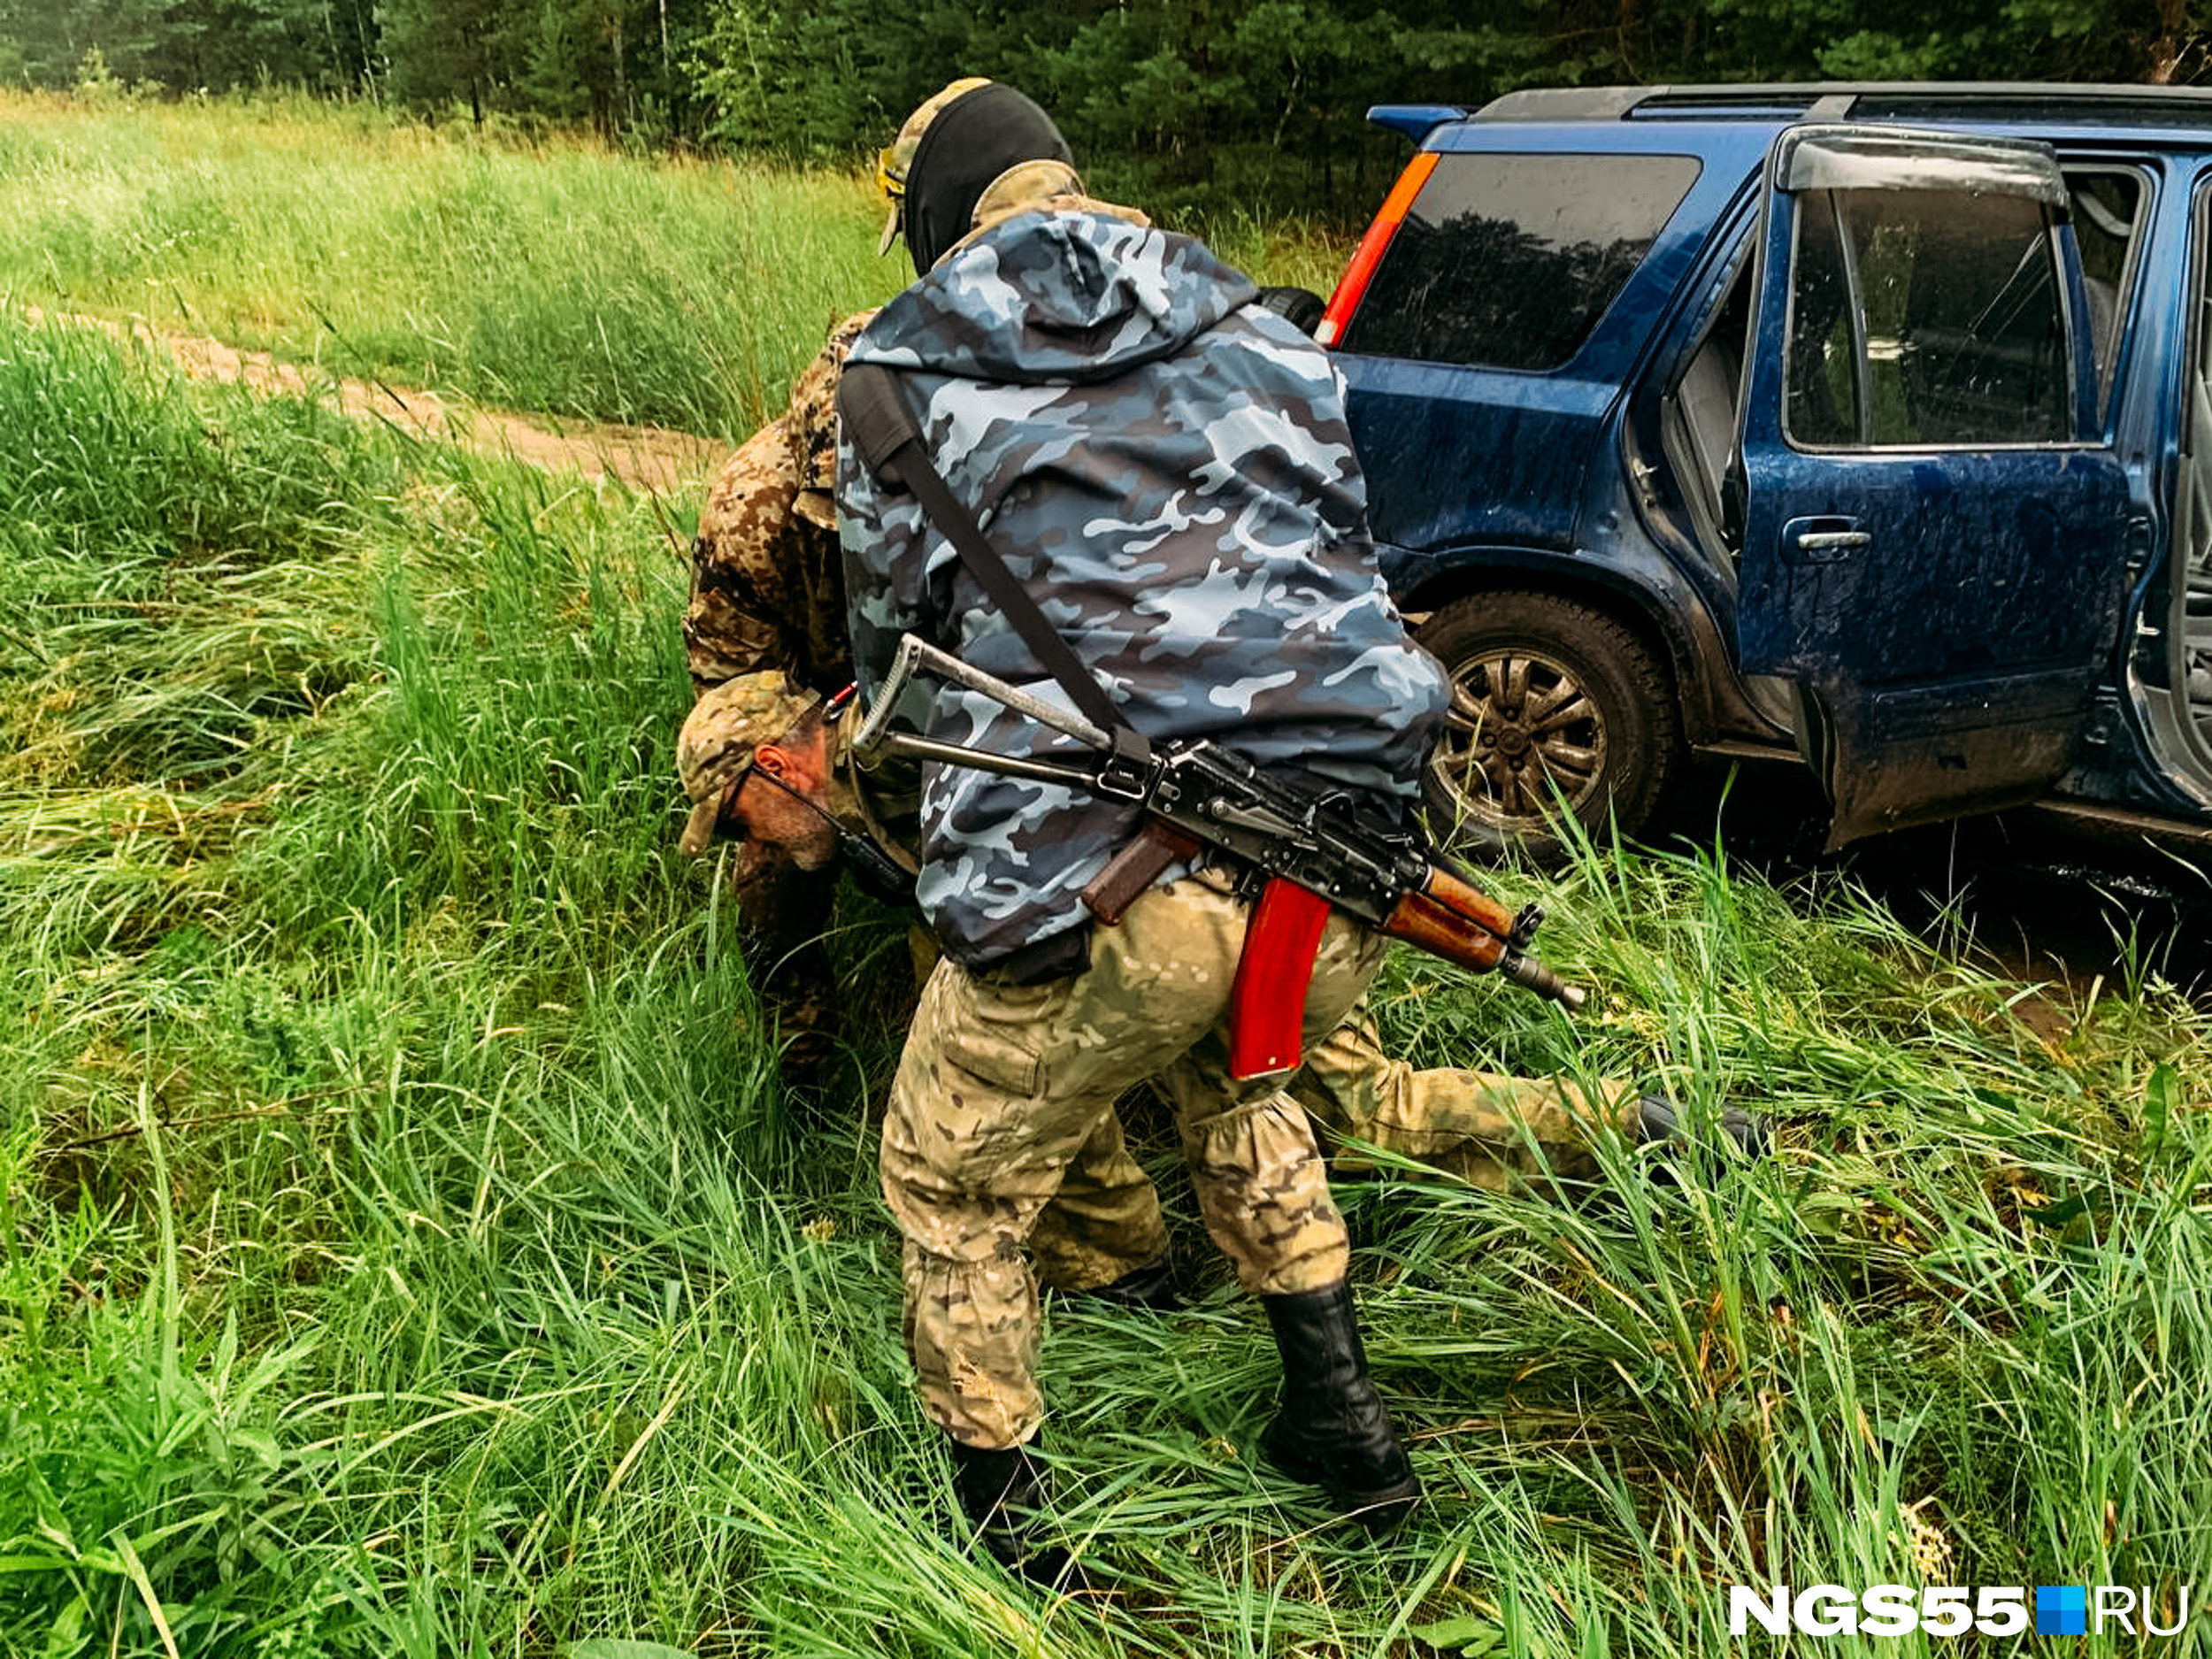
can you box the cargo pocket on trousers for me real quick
[942,972,1071,1099]
[942,1026,1047,1098]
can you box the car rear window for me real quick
[1338,151,1701,372]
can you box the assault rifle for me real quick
[854,632,1586,1081]
[837,357,1586,1079]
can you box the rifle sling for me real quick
[837,361,1152,775]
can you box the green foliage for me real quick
[0,0,381,97]
[685,0,2212,220]
[4,0,2209,227]
[375,0,512,117]
[0,94,902,437]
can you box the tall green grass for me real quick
[0,89,898,438]
[4,196,2211,1655]
[0,90,1350,444]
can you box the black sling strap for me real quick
[837,361,1154,779]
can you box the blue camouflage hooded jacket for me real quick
[838,206,1450,969]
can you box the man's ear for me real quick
[754,726,829,788]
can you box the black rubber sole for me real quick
[1260,1417,1422,1532]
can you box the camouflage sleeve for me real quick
[784,310,876,533]
[687,312,882,700]
[838,427,941,706]
[685,419,808,695]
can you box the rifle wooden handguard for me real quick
[1379,864,1516,973]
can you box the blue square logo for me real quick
[2037,1586,2087,1636]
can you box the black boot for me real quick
[1259,1282,1421,1532]
[1053,1256,1183,1313]
[947,1434,1088,1591]
[1632,1094,1770,1160]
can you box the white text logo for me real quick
[1727,1584,2191,1639]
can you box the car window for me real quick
[1785,185,2071,449]
[2064,168,2147,425]
[1661,246,1754,559]
[1338,152,1701,372]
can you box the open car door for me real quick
[1732,126,2133,847]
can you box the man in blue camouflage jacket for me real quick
[836,80,1446,1578]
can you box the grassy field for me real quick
[4,96,2212,1658]
[0,89,1350,443]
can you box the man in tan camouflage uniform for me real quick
[675,81,1614,1586]
[833,79,1448,1577]
[681,312,874,1083]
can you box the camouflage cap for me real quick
[964,158,1099,242]
[973,159,1093,236]
[676,672,820,856]
[876,76,993,256]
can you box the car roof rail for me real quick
[1471,81,2212,127]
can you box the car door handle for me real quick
[1782,516,1870,564]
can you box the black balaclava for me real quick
[903,83,1074,277]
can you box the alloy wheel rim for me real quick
[1429,648,1608,829]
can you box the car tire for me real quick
[1255,285,1326,335]
[1416,590,1681,860]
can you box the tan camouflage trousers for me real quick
[880,872,1386,1448]
[890,915,1632,1248]
[1290,1008,1637,1190]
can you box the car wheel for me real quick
[1255,285,1326,335]
[1417,590,1681,859]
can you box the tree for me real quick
[377,0,518,122]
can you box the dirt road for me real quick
[32,307,731,497]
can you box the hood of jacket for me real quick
[850,208,1260,388]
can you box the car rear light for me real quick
[1317,151,1439,348]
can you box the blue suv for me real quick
[1318,83,2212,859]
